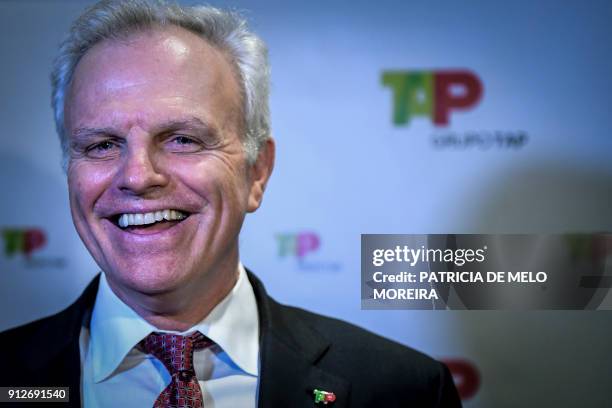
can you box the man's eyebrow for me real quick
[153,117,219,137]
[71,127,118,140]
[71,117,220,140]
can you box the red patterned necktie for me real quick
[139,331,213,408]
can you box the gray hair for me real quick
[51,0,270,169]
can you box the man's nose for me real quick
[117,144,169,196]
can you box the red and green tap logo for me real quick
[2,228,46,258]
[382,70,483,126]
[276,231,320,259]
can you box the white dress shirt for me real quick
[79,264,260,407]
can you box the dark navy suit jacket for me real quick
[0,271,461,407]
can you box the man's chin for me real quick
[104,267,190,298]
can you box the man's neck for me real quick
[105,264,240,332]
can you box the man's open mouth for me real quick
[112,209,190,230]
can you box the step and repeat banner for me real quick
[1,1,611,406]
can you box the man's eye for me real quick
[167,135,203,153]
[173,136,194,145]
[93,141,116,151]
[85,140,119,158]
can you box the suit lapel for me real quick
[248,271,350,408]
[24,275,100,407]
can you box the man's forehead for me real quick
[65,25,244,135]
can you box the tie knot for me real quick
[139,331,212,374]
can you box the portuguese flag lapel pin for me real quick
[313,389,336,404]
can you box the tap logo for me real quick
[276,231,320,259]
[275,231,341,272]
[2,228,46,257]
[382,70,483,126]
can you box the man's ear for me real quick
[247,137,275,213]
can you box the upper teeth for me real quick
[117,210,187,228]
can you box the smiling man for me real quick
[0,1,460,407]
[66,23,265,333]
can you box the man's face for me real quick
[65,27,271,300]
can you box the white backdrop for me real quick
[1,0,611,406]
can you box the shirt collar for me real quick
[89,264,259,382]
